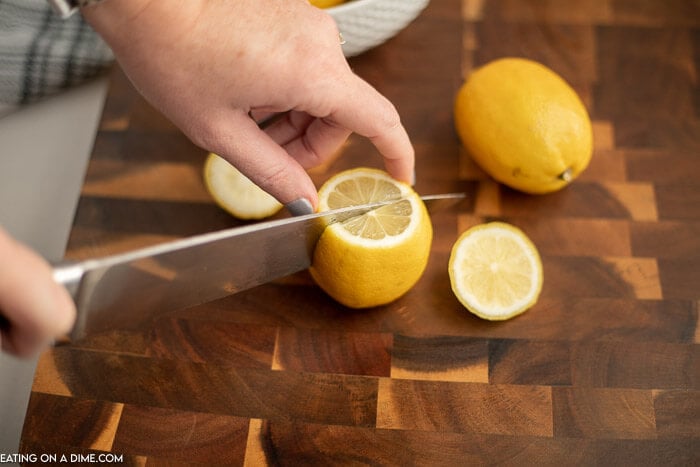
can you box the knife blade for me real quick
[54,192,465,340]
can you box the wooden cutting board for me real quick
[20,0,699,464]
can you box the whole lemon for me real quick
[454,58,593,194]
[309,0,346,8]
[309,168,433,309]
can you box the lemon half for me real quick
[204,153,282,220]
[449,222,543,320]
[310,168,433,308]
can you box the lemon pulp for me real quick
[310,168,432,308]
[449,222,543,320]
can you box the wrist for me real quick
[79,0,159,43]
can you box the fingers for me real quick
[260,112,314,146]
[263,111,352,169]
[0,228,76,357]
[248,12,414,187]
[209,111,321,211]
[331,76,415,185]
[229,89,413,211]
[288,70,414,186]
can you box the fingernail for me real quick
[285,198,314,216]
[410,169,416,186]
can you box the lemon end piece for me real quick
[203,153,282,220]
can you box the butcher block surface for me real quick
[21,0,699,465]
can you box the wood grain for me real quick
[18,0,700,464]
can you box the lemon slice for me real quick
[449,222,543,320]
[310,168,433,308]
[203,153,282,220]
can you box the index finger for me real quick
[327,74,415,185]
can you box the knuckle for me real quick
[184,117,236,155]
[300,138,324,167]
[372,98,403,136]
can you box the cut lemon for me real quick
[203,153,282,220]
[449,222,543,320]
[309,168,433,308]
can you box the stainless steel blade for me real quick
[55,192,465,340]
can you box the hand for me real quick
[0,227,75,357]
[82,0,415,211]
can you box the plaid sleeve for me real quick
[0,0,114,117]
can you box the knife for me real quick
[53,193,465,341]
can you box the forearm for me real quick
[80,0,203,56]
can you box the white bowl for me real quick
[327,0,431,57]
